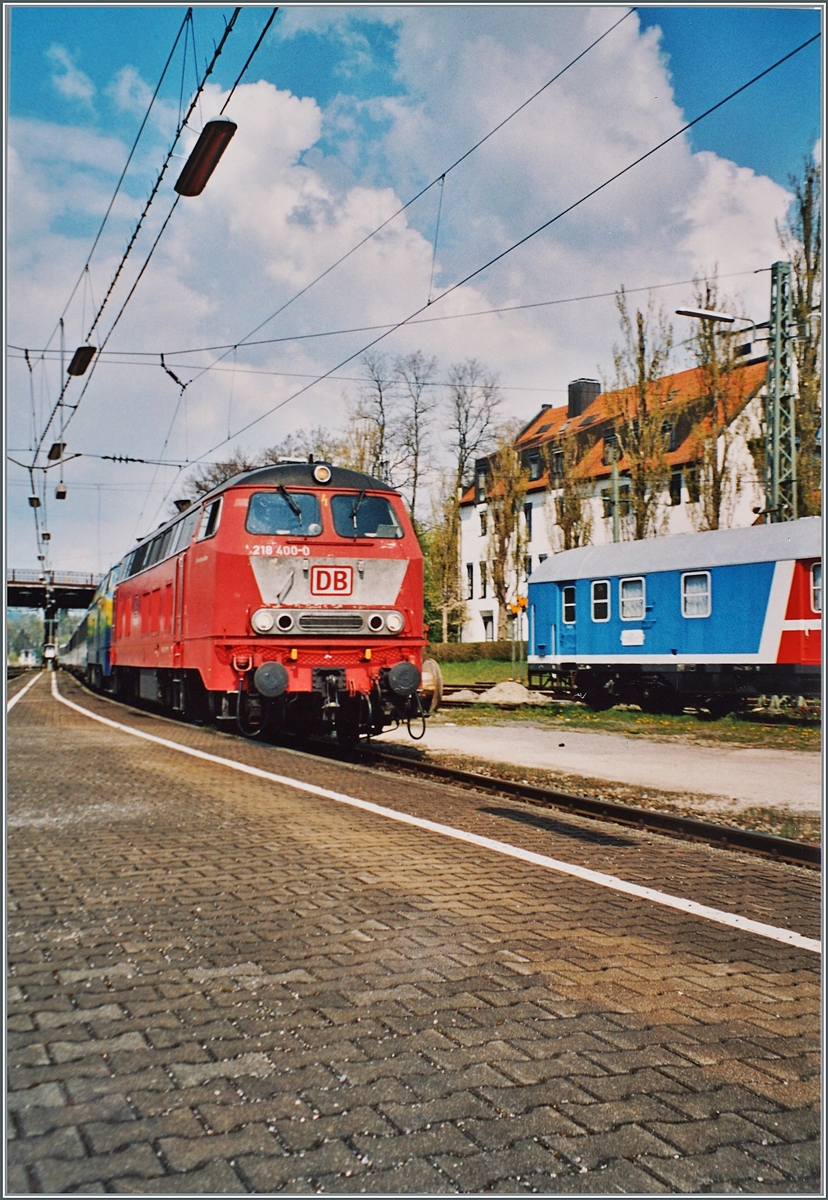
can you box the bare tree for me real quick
[394,350,438,526]
[550,435,594,551]
[778,157,822,516]
[686,276,749,531]
[445,358,502,495]
[606,288,674,539]
[350,351,401,481]
[424,474,465,643]
[486,424,530,640]
[181,448,259,500]
[261,426,343,465]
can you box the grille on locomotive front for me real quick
[298,614,364,633]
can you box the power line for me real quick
[220,6,280,115]
[34,9,194,366]
[178,7,638,391]
[7,266,768,362]
[29,9,243,468]
[186,30,820,470]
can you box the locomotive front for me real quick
[197,462,435,740]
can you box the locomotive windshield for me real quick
[246,491,322,536]
[331,493,403,538]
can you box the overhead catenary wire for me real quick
[220,7,280,115]
[182,29,820,475]
[6,266,777,362]
[179,7,638,392]
[34,8,194,368]
[30,9,243,469]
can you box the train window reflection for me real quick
[812,562,821,613]
[682,571,711,618]
[331,493,403,538]
[246,491,322,536]
[620,576,645,620]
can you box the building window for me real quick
[662,420,676,452]
[482,612,494,641]
[466,563,474,600]
[686,465,700,503]
[538,553,548,564]
[479,511,487,537]
[476,469,487,503]
[524,502,533,541]
[524,556,532,580]
[480,563,488,599]
[562,585,576,624]
[528,450,542,481]
[551,449,564,480]
[591,579,610,622]
[670,469,682,506]
[603,433,620,465]
[812,562,822,613]
[682,571,711,618]
[602,484,631,519]
[620,576,645,620]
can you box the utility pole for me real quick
[765,260,797,522]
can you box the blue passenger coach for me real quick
[527,517,821,715]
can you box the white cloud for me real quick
[8,8,797,572]
[46,44,96,107]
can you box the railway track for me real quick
[305,733,821,871]
[56,672,821,870]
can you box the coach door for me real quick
[173,553,186,666]
[558,583,577,657]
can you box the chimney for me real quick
[568,378,601,419]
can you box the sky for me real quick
[5,4,823,575]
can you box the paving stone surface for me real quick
[5,673,821,1194]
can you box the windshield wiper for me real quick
[279,486,303,524]
[350,490,366,533]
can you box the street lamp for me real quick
[174,117,238,197]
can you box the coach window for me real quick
[246,491,322,536]
[197,497,223,541]
[331,493,403,538]
[682,571,711,618]
[591,579,610,622]
[812,562,822,613]
[620,576,645,620]
[173,507,201,553]
[562,585,576,624]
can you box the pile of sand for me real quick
[478,681,549,706]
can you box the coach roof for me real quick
[529,517,822,584]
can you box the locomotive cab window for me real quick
[246,491,322,536]
[562,585,576,624]
[620,576,645,620]
[197,497,223,541]
[682,571,711,618]
[591,580,610,622]
[331,493,403,539]
[812,562,822,613]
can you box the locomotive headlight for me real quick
[385,610,405,634]
[251,608,275,634]
[313,463,332,483]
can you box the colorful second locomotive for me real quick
[62,462,441,740]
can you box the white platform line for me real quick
[7,671,43,712]
[50,673,820,955]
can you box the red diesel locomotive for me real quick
[69,461,441,741]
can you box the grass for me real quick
[434,692,820,754]
[438,660,530,686]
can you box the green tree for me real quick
[485,424,530,640]
[606,288,674,539]
[686,276,749,531]
[551,435,594,551]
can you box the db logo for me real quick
[310,565,353,595]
